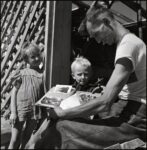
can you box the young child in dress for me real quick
[8,42,46,149]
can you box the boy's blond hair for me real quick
[71,56,92,72]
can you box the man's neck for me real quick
[115,22,130,45]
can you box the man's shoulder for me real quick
[123,33,145,46]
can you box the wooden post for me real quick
[45,1,72,91]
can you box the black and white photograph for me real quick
[1,1,146,149]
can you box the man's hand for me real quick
[47,107,65,120]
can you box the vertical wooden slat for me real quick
[45,1,72,90]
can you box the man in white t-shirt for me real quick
[25,2,146,149]
[115,33,146,103]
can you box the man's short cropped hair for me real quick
[78,2,114,35]
[86,3,114,25]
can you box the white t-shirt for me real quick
[115,33,146,104]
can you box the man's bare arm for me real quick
[51,58,133,119]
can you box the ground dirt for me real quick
[1,117,11,149]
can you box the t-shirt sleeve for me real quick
[115,41,138,71]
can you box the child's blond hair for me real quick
[21,41,41,62]
[71,56,92,72]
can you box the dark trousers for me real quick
[34,99,146,149]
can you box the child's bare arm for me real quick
[10,79,21,126]
[10,86,18,114]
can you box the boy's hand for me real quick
[9,113,17,126]
[69,87,76,95]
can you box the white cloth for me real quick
[115,33,146,104]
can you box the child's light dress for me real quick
[13,68,44,121]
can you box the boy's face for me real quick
[72,64,92,86]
